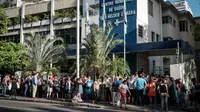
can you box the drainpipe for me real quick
[50,0,55,37]
[20,4,25,43]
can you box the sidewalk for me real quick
[0,96,101,108]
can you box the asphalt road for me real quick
[0,99,190,112]
[0,100,132,112]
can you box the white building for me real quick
[0,0,195,75]
[148,1,195,75]
[173,0,193,16]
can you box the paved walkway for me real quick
[0,96,193,112]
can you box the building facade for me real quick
[0,0,196,75]
[173,0,193,16]
[99,0,195,75]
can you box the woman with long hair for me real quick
[147,76,157,106]
[158,79,169,111]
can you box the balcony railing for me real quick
[7,17,78,30]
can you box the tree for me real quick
[0,6,10,35]
[193,23,200,41]
[80,24,124,78]
[0,42,30,74]
[24,32,65,72]
[108,54,130,77]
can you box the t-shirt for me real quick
[128,79,134,89]
[119,84,128,94]
[134,78,146,90]
[113,80,120,92]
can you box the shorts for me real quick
[121,93,126,99]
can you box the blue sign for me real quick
[99,0,137,45]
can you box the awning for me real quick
[67,40,194,56]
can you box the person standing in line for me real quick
[32,72,39,98]
[158,79,169,111]
[24,76,29,97]
[105,76,112,104]
[134,74,147,105]
[9,78,19,99]
[127,75,135,104]
[112,77,119,106]
[147,76,157,106]
[2,75,10,96]
[119,80,131,110]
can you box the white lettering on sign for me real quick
[114,5,124,11]
[108,7,113,12]
[107,13,120,19]
[115,0,133,5]
[105,1,114,6]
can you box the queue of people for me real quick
[1,72,200,111]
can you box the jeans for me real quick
[112,92,117,105]
[24,84,28,96]
[32,84,37,98]
[10,89,17,97]
[136,89,144,105]
[161,93,168,110]
[2,84,7,96]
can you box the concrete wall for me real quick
[137,52,149,74]
[5,0,79,18]
[136,0,148,43]
[148,0,162,42]
[179,16,194,47]
[162,9,179,40]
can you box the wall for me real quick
[148,0,162,42]
[136,0,148,43]
[179,15,194,47]
[162,9,179,40]
[137,52,149,73]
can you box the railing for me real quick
[7,17,78,30]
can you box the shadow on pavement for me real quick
[0,107,26,112]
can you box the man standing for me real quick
[134,74,147,105]
[112,77,119,106]
[32,72,39,98]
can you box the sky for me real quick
[167,0,200,17]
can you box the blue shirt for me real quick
[134,78,146,90]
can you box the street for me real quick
[0,99,129,112]
[0,99,190,112]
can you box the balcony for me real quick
[7,17,78,30]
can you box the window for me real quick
[153,60,156,66]
[179,21,188,32]
[163,37,173,41]
[162,16,172,24]
[148,0,153,16]
[151,32,155,42]
[173,19,176,27]
[156,34,159,42]
[138,25,143,37]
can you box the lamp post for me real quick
[76,0,80,78]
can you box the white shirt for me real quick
[128,79,134,89]
[119,84,128,94]
[106,79,111,88]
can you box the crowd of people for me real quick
[1,71,200,111]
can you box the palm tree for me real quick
[81,24,124,78]
[24,32,65,72]
[108,54,130,77]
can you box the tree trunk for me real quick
[36,63,42,72]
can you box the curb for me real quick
[0,97,101,108]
